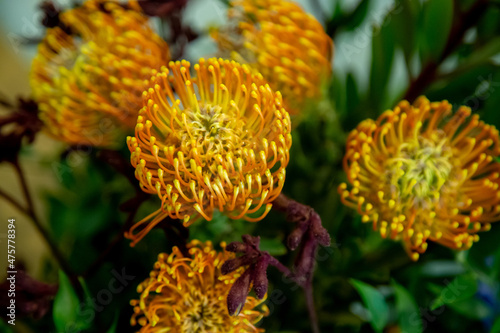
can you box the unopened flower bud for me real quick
[242,234,260,248]
[221,255,255,275]
[287,220,309,250]
[252,257,269,299]
[310,213,331,247]
[227,269,251,316]
[226,241,248,253]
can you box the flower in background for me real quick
[31,0,170,147]
[339,97,500,260]
[130,240,268,332]
[126,58,291,245]
[212,0,333,115]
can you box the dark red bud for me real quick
[287,202,311,223]
[252,257,269,299]
[221,255,255,275]
[287,220,309,250]
[221,258,241,275]
[287,228,303,250]
[227,269,251,316]
[226,241,247,253]
[242,234,260,248]
[310,213,331,247]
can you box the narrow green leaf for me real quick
[491,316,500,333]
[53,271,90,332]
[345,0,370,30]
[392,0,420,61]
[345,73,360,115]
[420,0,454,61]
[350,279,389,333]
[429,273,478,310]
[369,22,395,109]
[0,319,15,333]
[447,297,493,320]
[451,37,500,76]
[392,280,423,333]
[467,38,500,65]
[106,312,119,333]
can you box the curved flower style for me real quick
[212,0,333,114]
[130,240,268,333]
[339,97,500,260]
[126,58,291,245]
[31,0,170,147]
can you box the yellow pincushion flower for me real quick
[130,240,268,333]
[126,58,291,245]
[212,0,333,114]
[339,97,500,260]
[31,0,170,147]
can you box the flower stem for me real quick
[272,193,329,333]
[10,160,80,292]
[266,253,295,281]
[403,0,490,102]
[268,252,320,332]
[0,187,27,214]
[304,280,320,333]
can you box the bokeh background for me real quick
[1,0,500,332]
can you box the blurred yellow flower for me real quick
[31,0,170,147]
[339,97,500,260]
[126,58,291,245]
[212,0,333,115]
[130,240,268,333]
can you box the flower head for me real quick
[31,0,170,147]
[212,0,333,114]
[130,240,268,333]
[339,97,500,260]
[126,58,291,245]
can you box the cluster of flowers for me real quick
[30,0,500,331]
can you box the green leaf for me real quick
[429,273,478,310]
[350,279,389,332]
[53,271,91,332]
[491,316,500,333]
[345,73,360,115]
[369,22,395,109]
[344,0,370,30]
[392,0,420,61]
[0,319,15,333]
[466,37,500,66]
[106,312,119,333]
[420,0,454,61]
[392,280,423,333]
[467,223,500,278]
[447,297,493,320]
[259,238,287,256]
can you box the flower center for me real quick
[178,105,247,157]
[386,135,455,208]
[181,290,225,332]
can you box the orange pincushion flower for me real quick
[31,0,169,147]
[130,240,268,333]
[339,97,500,260]
[212,0,333,114]
[126,58,291,245]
